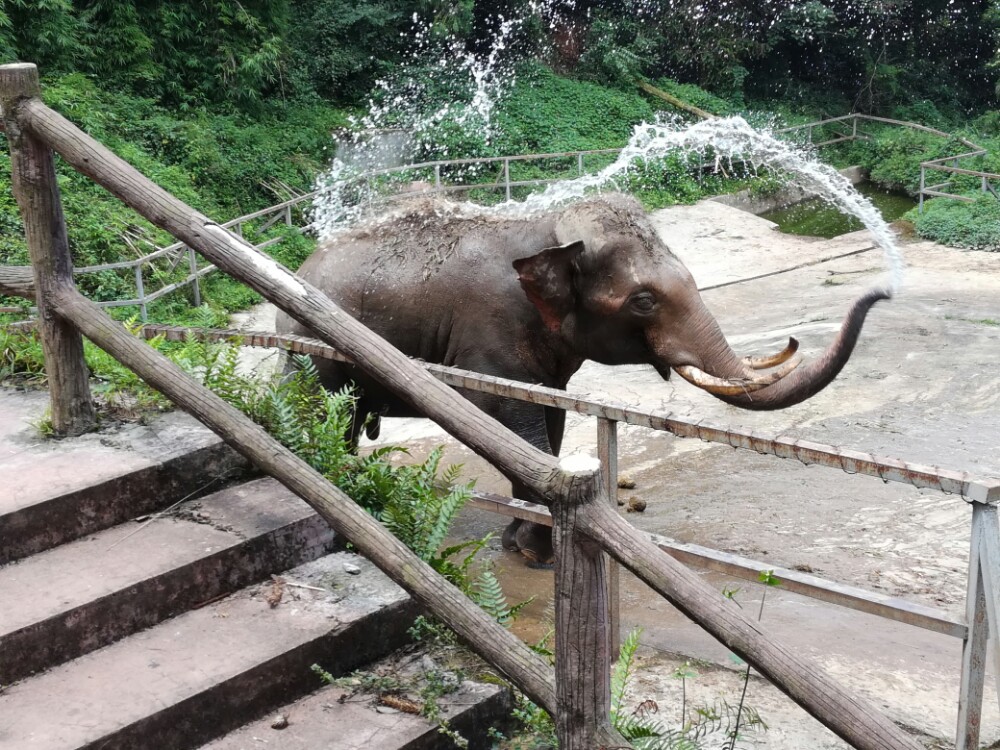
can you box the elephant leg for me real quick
[468,395,559,566]
[501,405,568,564]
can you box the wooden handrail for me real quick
[0,67,975,747]
[49,283,560,713]
[584,502,923,750]
[14,94,567,498]
[129,323,1000,504]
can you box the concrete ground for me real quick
[362,201,1000,747]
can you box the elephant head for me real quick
[513,194,886,410]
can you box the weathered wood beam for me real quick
[0,265,35,298]
[638,80,714,120]
[50,284,558,713]
[551,456,622,749]
[15,94,562,503]
[0,64,94,435]
[585,502,925,750]
[137,324,1000,504]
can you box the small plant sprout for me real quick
[671,661,698,727]
[727,570,782,750]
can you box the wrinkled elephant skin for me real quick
[277,194,886,565]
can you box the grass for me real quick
[944,315,1000,327]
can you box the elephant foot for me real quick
[501,519,523,552]
[502,519,554,567]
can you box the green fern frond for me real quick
[611,627,643,718]
[472,570,511,625]
[424,482,472,556]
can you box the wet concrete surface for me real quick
[364,201,1000,747]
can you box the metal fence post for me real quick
[0,63,95,435]
[504,158,511,201]
[852,115,858,140]
[188,247,201,308]
[133,263,148,322]
[598,418,621,650]
[434,164,441,191]
[577,152,584,175]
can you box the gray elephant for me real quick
[277,193,886,564]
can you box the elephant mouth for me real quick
[670,338,802,398]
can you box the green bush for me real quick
[829,127,963,195]
[492,62,656,156]
[907,195,1000,251]
[651,78,741,118]
[0,72,342,311]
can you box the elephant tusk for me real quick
[674,355,802,396]
[742,338,799,370]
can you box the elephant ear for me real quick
[513,240,585,333]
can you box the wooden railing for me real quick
[777,113,998,212]
[6,109,989,322]
[2,63,997,748]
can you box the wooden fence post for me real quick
[974,505,1000,702]
[133,263,148,322]
[552,455,623,749]
[0,63,94,435]
[188,247,201,307]
[956,503,989,749]
[919,166,926,214]
[597,418,621,650]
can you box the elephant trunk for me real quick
[676,289,888,411]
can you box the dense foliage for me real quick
[3,1,999,113]
[3,0,1000,312]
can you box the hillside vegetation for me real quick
[3,0,1000,320]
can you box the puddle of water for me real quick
[760,182,917,238]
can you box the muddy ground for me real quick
[343,200,1000,748]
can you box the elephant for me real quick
[277,193,886,565]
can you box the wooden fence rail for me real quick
[2,63,993,748]
[778,114,996,213]
[6,108,989,322]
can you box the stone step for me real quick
[0,407,245,565]
[0,553,419,750]
[202,668,512,750]
[0,477,338,685]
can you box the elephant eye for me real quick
[629,292,657,314]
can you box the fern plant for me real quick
[610,629,766,750]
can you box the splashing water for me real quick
[310,3,903,296]
[500,115,904,293]
[310,8,531,240]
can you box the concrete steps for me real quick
[202,660,512,750]
[0,478,338,684]
[0,407,244,565]
[0,401,512,749]
[0,554,417,750]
